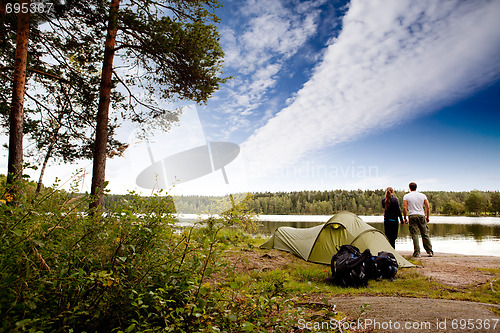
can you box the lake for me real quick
[257,215,500,257]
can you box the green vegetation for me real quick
[0,177,345,332]
[1,177,499,332]
[221,240,500,305]
[170,189,500,216]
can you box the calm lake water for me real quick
[257,215,500,257]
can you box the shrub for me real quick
[1,178,341,332]
[0,178,227,332]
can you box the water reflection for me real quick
[368,222,500,240]
[370,223,500,257]
[257,216,500,257]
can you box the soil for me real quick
[405,251,500,288]
[328,296,499,333]
[224,249,500,332]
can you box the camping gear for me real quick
[330,245,372,287]
[260,211,413,268]
[368,251,399,279]
[330,245,400,287]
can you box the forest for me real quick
[106,189,500,216]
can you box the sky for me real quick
[2,0,500,196]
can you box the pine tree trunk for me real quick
[89,0,120,211]
[1,1,7,27]
[7,0,30,197]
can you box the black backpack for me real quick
[367,251,398,280]
[330,245,372,287]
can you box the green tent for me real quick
[260,211,413,268]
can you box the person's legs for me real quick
[408,215,421,256]
[384,219,398,249]
[417,217,433,255]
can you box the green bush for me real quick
[0,176,231,332]
[1,177,343,332]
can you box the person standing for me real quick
[403,182,433,257]
[382,187,404,249]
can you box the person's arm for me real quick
[403,200,408,224]
[424,199,430,222]
[396,200,404,224]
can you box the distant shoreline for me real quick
[255,214,500,225]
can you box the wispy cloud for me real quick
[210,0,326,139]
[224,0,323,72]
[241,0,500,172]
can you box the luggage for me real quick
[367,251,398,280]
[330,245,399,287]
[330,245,371,287]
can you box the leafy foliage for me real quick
[0,177,313,332]
[0,179,182,331]
[171,190,500,216]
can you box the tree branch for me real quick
[113,43,143,52]
[29,68,70,83]
[2,66,71,84]
[112,70,164,120]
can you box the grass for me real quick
[221,235,500,307]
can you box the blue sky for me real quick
[190,0,500,194]
[3,0,499,196]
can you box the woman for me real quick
[382,187,404,249]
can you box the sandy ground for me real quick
[400,251,500,288]
[329,296,499,333]
[226,249,500,332]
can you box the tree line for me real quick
[168,190,500,216]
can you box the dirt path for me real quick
[329,296,499,333]
[402,251,500,288]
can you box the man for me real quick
[403,182,433,257]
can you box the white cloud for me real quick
[211,0,325,138]
[241,0,500,175]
